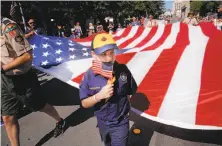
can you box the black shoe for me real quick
[53,119,66,138]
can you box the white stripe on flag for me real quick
[131,107,222,130]
[157,25,209,124]
[125,24,165,53]
[125,27,152,49]
[116,26,139,45]
[66,58,93,79]
[126,23,181,85]
[127,51,163,86]
[157,22,180,50]
[78,41,91,47]
[112,28,125,37]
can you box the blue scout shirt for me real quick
[79,61,137,126]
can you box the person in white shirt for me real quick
[214,16,222,30]
[146,15,158,28]
[183,13,199,26]
[164,16,171,25]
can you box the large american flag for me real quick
[30,22,222,130]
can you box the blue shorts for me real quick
[97,121,129,146]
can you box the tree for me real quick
[190,1,220,16]
[1,1,165,35]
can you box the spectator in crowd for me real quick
[55,23,66,37]
[144,15,149,27]
[64,23,71,37]
[96,21,104,33]
[218,4,222,17]
[183,13,199,26]
[131,17,140,26]
[25,18,46,39]
[88,22,95,36]
[146,15,158,28]
[74,22,83,39]
[140,16,145,26]
[108,22,114,34]
[70,28,76,39]
[214,16,222,30]
[1,16,66,146]
[125,16,132,26]
[164,15,171,25]
[116,23,123,32]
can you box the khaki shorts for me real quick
[1,69,46,116]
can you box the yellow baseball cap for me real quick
[91,33,118,55]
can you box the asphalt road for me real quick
[1,72,221,146]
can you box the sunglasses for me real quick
[28,22,35,24]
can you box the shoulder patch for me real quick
[120,72,127,82]
[4,24,16,34]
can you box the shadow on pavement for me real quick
[128,92,154,146]
[129,93,222,146]
[17,78,81,120]
[35,107,94,146]
[41,78,81,106]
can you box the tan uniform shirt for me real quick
[1,18,32,75]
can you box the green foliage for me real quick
[1,1,165,26]
[190,1,220,16]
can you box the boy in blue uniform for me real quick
[79,33,137,146]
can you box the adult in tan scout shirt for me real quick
[1,17,65,146]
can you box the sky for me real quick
[164,0,173,10]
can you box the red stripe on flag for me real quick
[195,23,222,126]
[136,23,189,116]
[113,26,132,41]
[72,32,108,42]
[112,31,117,35]
[134,26,158,48]
[142,24,172,51]
[72,73,84,84]
[115,52,136,64]
[118,26,145,49]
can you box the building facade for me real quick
[172,0,190,19]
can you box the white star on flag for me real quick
[42,51,49,57]
[55,49,62,54]
[41,60,49,65]
[83,52,89,56]
[69,55,76,59]
[43,37,49,40]
[69,48,76,51]
[82,48,88,51]
[31,44,37,50]
[56,42,63,45]
[42,43,50,48]
[56,57,63,62]
[69,43,75,46]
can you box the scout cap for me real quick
[91,33,118,55]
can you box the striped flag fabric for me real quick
[10,1,19,17]
[92,60,113,79]
[10,1,27,31]
[31,22,222,130]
